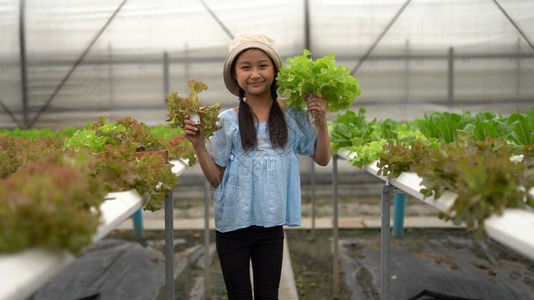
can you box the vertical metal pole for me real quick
[19,0,28,129]
[184,43,190,90]
[404,39,410,100]
[165,190,174,300]
[447,47,454,112]
[381,184,393,300]
[392,193,405,238]
[310,159,316,241]
[304,0,315,242]
[204,179,211,298]
[304,0,311,51]
[163,52,169,96]
[403,39,410,120]
[107,43,115,106]
[516,38,520,97]
[132,208,144,240]
[332,155,339,299]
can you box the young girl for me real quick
[184,33,330,299]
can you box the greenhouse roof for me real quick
[1,0,533,129]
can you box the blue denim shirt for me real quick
[208,107,317,233]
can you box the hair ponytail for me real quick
[238,88,257,151]
[267,79,288,148]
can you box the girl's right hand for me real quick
[183,114,204,147]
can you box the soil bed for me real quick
[32,227,534,300]
[286,228,534,300]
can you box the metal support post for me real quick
[163,52,169,96]
[19,0,29,128]
[381,184,394,300]
[164,190,174,300]
[393,193,406,238]
[516,38,521,96]
[132,208,144,240]
[204,179,211,298]
[332,155,340,299]
[447,46,454,112]
[107,43,115,105]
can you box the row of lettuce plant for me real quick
[0,79,227,255]
[329,107,534,238]
[0,116,195,254]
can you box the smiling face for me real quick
[233,48,275,98]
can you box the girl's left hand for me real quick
[306,94,328,125]
[306,95,327,112]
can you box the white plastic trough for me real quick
[338,149,534,262]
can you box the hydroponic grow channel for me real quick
[335,149,534,299]
[0,160,187,300]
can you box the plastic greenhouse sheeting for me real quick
[338,229,534,300]
[30,239,166,300]
[1,0,533,130]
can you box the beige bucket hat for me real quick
[223,33,283,96]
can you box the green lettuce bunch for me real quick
[277,49,361,125]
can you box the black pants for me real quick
[216,226,284,300]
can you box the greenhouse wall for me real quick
[1,0,533,129]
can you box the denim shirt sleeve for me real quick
[286,107,317,156]
[207,109,237,168]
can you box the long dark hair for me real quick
[236,66,288,151]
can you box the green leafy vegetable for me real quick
[63,115,184,211]
[348,140,387,169]
[166,80,206,128]
[165,79,222,140]
[199,103,223,141]
[376,134,534,238]
[64,128,109,153]
[149,125,184,142]
[64,116,164,153]
[507,112,533,146]
[277,49,361,126]
[91,142,177,212]
[0,127,78,142]
[1,136,65,179]
[0,150,107,254]
[330,106,534,238]
[376,140,437,179]
[329,108,428,168]
[412,110,533,147]
[329,108,376,152]
[164,135,197,166]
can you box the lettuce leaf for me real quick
[165,79,221,140]
[165,79,207,129]
[277,49,361,113]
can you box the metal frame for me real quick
[164,190,174,300]
[5,0,534,129]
